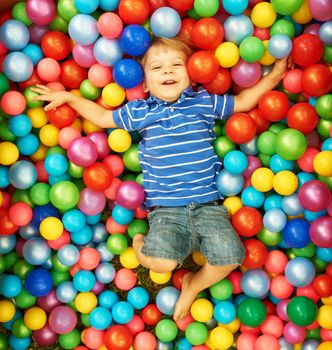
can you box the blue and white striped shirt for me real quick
[112,86,234,207]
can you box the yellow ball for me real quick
[209,326,234,350]
[0,142,19,165]
[318,342,332,350]
[251,2,277,28]
[321,296,332,305]
[317,304,332,329]
[24,307,47,330]
[120,247,139,269]
[215,42,239,68]
[0,300,16,322]
[291,0,312,24]
[75,292,98,314]
[72,117,83,131]
[40,216,63,240]
[39,124,59,147]
[313,151,332,177]
[223,196,242,216]
[251,167,275,192]
[0,191,3,207]
[149,270,172,284]
[192,251,206,266]
[191,298,213,322]
[260,40,276,66]
[82,119,103,134]
[273,170,298,195]
[102,83,126,107]
[27,107,48,128]
[30,144,48,162]
[222,317,240,333]
[108,129,132,153]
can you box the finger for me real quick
[44,101,59,111]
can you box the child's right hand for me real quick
[31,84,72,111]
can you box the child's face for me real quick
[142,45,191,103]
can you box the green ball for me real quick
[239,36,265,63]
[127,219,149,239]
[80,313,90,327]
[58,329,81,349]
[317,174,332,191]
[271,0,304,15]
[29,183,51,206]
[306,327,321,341]
[257,131,277,155]
[185,322,208,345]
[123,144,141,172]
[286,296,318,327]
[47,145,67,156]
[209,278,233,300]
[12,2,32,25]
[68,162,84,178]
[269,122,287,134]
[15,288,37,309]
[80,79,101,100]
[275,128,307,160]
[13,259,34,280]
[237,298,267,327]
[57,0,78,22]
[136,173,143,186]
[187,7,203,20]
[194,0,219,17]
[51,270,71,286]
[270,18,296,38]
[317,118,332,139]
[0,334,8,350]
[323,44,332,64]
[23,87,43,109]
[311,256,328,274]
[213,136,235,158]
[5,251,19,269]
[0,120,16,142]
[258,152,271,167]
[52,255,70,272]
[0,73,10,98]
[0,256,6,274]
[292,242,316,258]
[107,234,128,255]
[12,318,32,338]
[257,227,283,246]
[155,319,178,342]
[316,94,332,119]
[12,189,34,207]
[50,15,68,33]
[49,181,80,211]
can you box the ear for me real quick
[142,79,149,93]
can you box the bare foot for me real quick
[173,272,198,321]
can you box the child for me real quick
[32,37,288,321]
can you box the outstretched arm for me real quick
[233,57,289,113]
[32,85,117,129]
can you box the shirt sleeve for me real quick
[112,99,149,132]
[210,93,234,120]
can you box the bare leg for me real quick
[173,262,238,321]
[132,234,178,273]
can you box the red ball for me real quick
[258,90,290,122]
[302,64,332,97]
[41,31,71,61]
[167,0,194,12]
[141,304,162,326]
[179,18,196,45]
[47,103,77,129]
[148,0,168,13]
[227,270,243,294]
[232,207,263,237]
[242,239,268,269]
[104,178,122,201]
[264,250,288,275]
[172,269,190,290]
[35,160,49,183]
[105,217,128,234]
[187,51,219,84]
[248,108,270,135]
[0,208,19,235]
[18,68,45,91]
[1,91,26,115]
[48,229,70,250]
[118,0,150,24]
[286,102,319,134]
[225,113,257,144]
[291,34,324,67]
[104,325,133,350]
[103,155,125,177]
[8,202,33,227]
[78,247,101,270]
[297,147,320,173]
[270,275,294,299]
[203,67,232,95]
[312,274,332,298]
[283,69,303,94]
[60,60,88,89]
[191,18,223,50]
[83,163,112,192]
[296,285,320,303]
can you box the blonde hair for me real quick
[140,36,194,68]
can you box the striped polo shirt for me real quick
[112,86,234,208]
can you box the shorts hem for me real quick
[141,248,182,263]
[206,256,245,266]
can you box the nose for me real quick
[163,65,173,74]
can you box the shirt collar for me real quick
[146,86,197,106]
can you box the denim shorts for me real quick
[141,201,246,266]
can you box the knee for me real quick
[144,258,178,274]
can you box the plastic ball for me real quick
[134,332,157,350]
[127,287,149,309]
[112,301,134,324]
[155,319,178,342]
[97,12,123,39]
[223,14,254,45]
[24,306,47,330]
[209,326,234,350]
[120,24,150,56]
[298,180,330,212]
[190,298,213,323]
[273,170,298,196]
[285,257,316,287]
[309,0,332,21]
[0,19,30,51]
[68,14,98,45]
[25,268,53,297]
[67,137,98,168]
[88,306,112,330]
[114,268,137,290]
[192,18,224,51]
[286,296,318,327]
[156,286,180,316]
[251,2,277,28]
[275,128,307,160]
[3,51,33,82]
[313,151,332,177]
[271,0,304,15]
[22,237,51,265]
[237,298,267,327]
[93,37,123,67]
[57,244,80,266]
[1,91,26,116]
[213,300,236,324]
[268,34,293,59]
[75,292,98,314]
[150,7,181,38]
[113,58,144,89]
[26,0,56,25]
[231,60,262,88]
[187,51,219,84]
[215,42,239,68]
[48,306,77,334]
[216,169,244,196]
[104,325,133,350]
[239,36,265,62]
[291,34,323,67]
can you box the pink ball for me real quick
[26,0,56,25]
[46,81,66,91]
[260,315,284,338]
[192,347,209,350]
[91,281,105,295]
[243,156,262,178]
[67,137,98,167]
[264,250,288,275]
[37,57,61,82]
[126,85,149,101]
[88,63,113,88]
[116,180,145,210]
[114,268,137,291]
[32,324,58,346]
[309,216,332,248]
[29,24,49,44]
[327,199,332,216]
[49,305,77,334]
[97,12,123,39]
[134,332,157,350]
[58,127,81,150]
[236,333,257,350]
[72,44,97,68]
[283,322,306,344]
[298,180,331,212]
[276,299,290,322]
[303,23,321,36]
[87,131,111,159]
[176,313,194,331]
[309,0,332,21]
[78,188,106,216]
[231,60,262,88]
[127,315,145,336]
[37,288,62,313]
[1,91,26,115]
[8,202,33,226]
[254,334,279,350]
[82,327,105,349]
[283,69,303,94]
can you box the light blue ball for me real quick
[95,262,116,284]
[213,300,236,324]
[96,242,114,262]
[241,186,265,208]
[0,234,16,254]
[0,165,10,188]
[19,223,39,240]
[16,134,40,156]
[62,209,86,232]
[296,172,315,187]
[71,224,93,245]
[175,338,192,350]
[112,205,135,225]
[57,244,80,266]
[92,223,108,243]
[0,19,30,50]
[9,160,37,190]
[156,286,180,316]
[285,257,316,287]
[279,337,294,350]
[281,193,303,216]
[99,0,120,11]
[22,237,51,265]
[304,209,327,222]
[73,269,96,292]
[263,208,287,232]
[22,43,44,66]
[0,274,22,298]
[268,34,293,59]
[317,247,332,262]
[321,138,332,151]
[241,269,270,298]
[264,193,283,211]
[223,0,248,15]
[157,341,174,350]
[89,306,112,330]
[48,173,71,186]
[8,114,32,137]
[86,213,102,225]
[93,37,123,66]
[240,136,258,155]
[98,290,119,309]
[44,153,68,177]
[9,335,31,350]
[319,21,332,45]
[2,51,33,82]
[150,7,181,38]
[269,154,294,172]
[302,339,320,350]
[74,0,99,14]
[216,169,244,196]
[224,15,253,45]
[111,301,134,324]
[127,286,149,309]
[68,14,99,45]
[224,150,248,174]
[56,281,77,303]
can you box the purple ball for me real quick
[48,306,78,334]
[231,60,262,88]
[309,0,332,21]
[309,216,332,248]
[298,180,331,212]
[67,136,98,167]
[242,156,262,177]
[72,44,97,68]
[283,322,306,344]
[29,24,49,44]
[116,180,145,210]
[78,187,106,215]
[26,0,56,25]
[87,131,111,159]
[37,288,62,313]
[32,324,58,346]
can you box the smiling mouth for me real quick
[162,80,177,85]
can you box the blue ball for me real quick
[302,339,320,350]
[56,281,77,303]
[2,51,33,82]
[241,186,265,208]
[263,208,287,233]
[264,194,283,211]
[8,114,32,137]
[268,34,293,59]
[86,213,102,225]
[8,160,37,190]
[93,37,123,66]
[317,247,332,262]
[241,269,270,298]
[175,338,192,350]
[0,274,22,298]
[99,0,120,11]
[0,19,30,50]
[74,0,99,14]
[111,301,134,324]
[213,300,236,324]
[223,0,248,15]
[23,237,52,266]
[22,43,44,66]
[9,335,31,350]
[89,306,112,330]
[321,138,332,151]
[98,290,119,309]
[216,169,244,196]
[285,257,315,287]
[224,15,253,45]
[127,286,149,309]
[25,268,53,297]
[95,262,116,284]
[68,14,99,45]
[269,154,294,173]
[304,209,326,222]
[150,7,181,38]
[281,193,303,216]
[19,222,39,240]
[283,218,310,248]
[0,165,10,188]
[57,244,80,266]
[62,209,86,232]
[120,24,151,56]
[112,205,135,225]
[113,58,144,89]
[71,224,93,245]
[16,133,40,156]
[73,270,96,292]
[156,286,180,316]
[319,21,332,45]
[224,150,248,174]
[0,234,16,254]
[31,204,60,227]
[44,153,68,177]
[297,172,315,187]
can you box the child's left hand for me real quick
[271,56,294,80]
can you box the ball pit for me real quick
[0,0,332,349]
